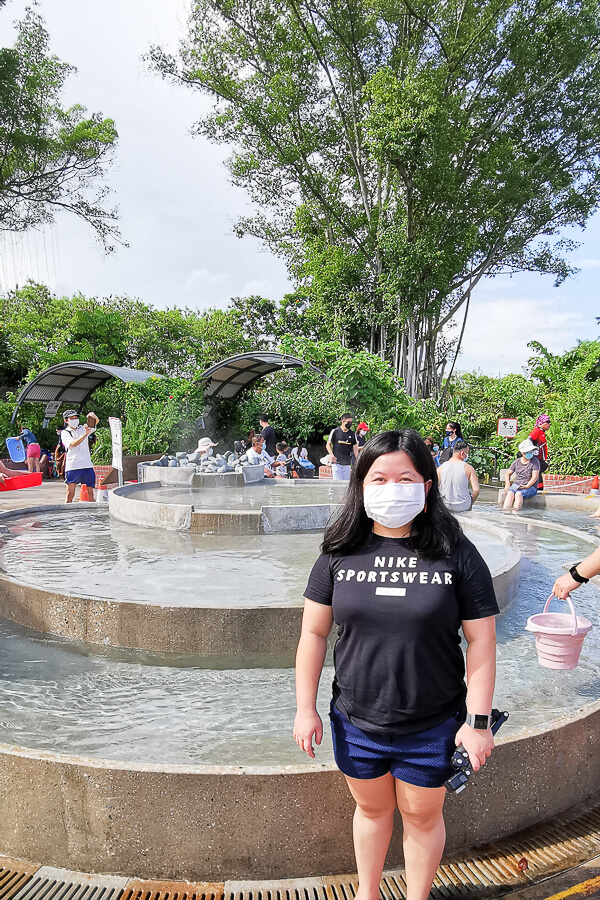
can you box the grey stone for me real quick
[168,459,179,467]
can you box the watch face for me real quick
[473,714,490,729]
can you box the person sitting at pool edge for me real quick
[247,434,275,474]
[437,441,480,513]
[503,438,540,512]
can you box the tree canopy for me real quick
[0,9,120,249]
[151,0,600,397]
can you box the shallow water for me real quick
[0,508,512,606]
[0,503,599,764]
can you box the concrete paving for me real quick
[0,480,83,511]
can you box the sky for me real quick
[0,0,598,377]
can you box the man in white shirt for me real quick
[246,435,274,474]
[60,409,97,503]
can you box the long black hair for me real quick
[446,421,463,439]
[322,429,462,561]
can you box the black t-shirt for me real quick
[329,427,357,466]
[304,533,498,736]
[260,425,277,457]
[356,433,366,449]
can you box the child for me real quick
[275,442,289,478]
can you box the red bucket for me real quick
[525,594,592,670]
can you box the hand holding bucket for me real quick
[525,594,592,670]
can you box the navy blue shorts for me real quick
[330,703,464,788]
[64,467,96,487]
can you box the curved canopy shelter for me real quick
[11,361,162,425]
[199,352,321,399]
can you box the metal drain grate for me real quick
[0,859,37,900]
[9,868,128,900]
[121,882,224,900]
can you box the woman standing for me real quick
[438,422,463,464]
[294,430,498,900]
[529,414,550,490]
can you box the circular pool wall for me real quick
[0,505,520,654]
[0,507,599,880]
[1,700,600,881]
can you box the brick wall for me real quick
[543,474,597,494]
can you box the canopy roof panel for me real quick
[11,361,162,424]
[199,352,320,399]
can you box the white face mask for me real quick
[67,418,79,428]
[363,482,426,529]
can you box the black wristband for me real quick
[569,564,589,584]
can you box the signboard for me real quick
[108,416,123,475]
[497,418,518,438]
[44,400,61,419]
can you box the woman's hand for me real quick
[553,572,581,599]
[455,723,494,771]
[293,709,323,759]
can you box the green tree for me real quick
[151,0,600,397]
[0,10,120,248]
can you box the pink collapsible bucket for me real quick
[525,594,592,670]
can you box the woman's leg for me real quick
[503,488,515,510]
[395,780,446,900]
[344,773,397,900]
[513,489,524,511]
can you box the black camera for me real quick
[445,709,509,794]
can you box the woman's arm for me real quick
[293,598,334,758]
[455,616,496,771]
[522,466,539,489]
[0,460,14,483]
[553,547,600,598]
[64,428,92,448]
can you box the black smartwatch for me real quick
[569,564,589,584]
[465,712,492,730]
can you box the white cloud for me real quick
[239,279,279,298]
[458,295,585,375]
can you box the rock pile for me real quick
[150,443,255,475]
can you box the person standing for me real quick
[503,438,540,512]
[529,414,550,490]
[60,410,97,503]
[437,442,480,513]
[356,422,369,454]
[326,414,358,480]
[438,422,464,465]
[259,415,277,458]
[20,426,42,474]
[294,430,498,900]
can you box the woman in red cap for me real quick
[356,422,369,454]
[529,414,550,490]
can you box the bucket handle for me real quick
[543,593,578,636]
